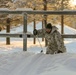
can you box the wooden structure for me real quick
[43,0,48,46]
[6,18,11,45]
[0,9,76,51]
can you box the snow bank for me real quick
[0,52,76,75]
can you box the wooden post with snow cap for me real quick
[23,12,27,51]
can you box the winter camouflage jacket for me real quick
[37,26,66,54]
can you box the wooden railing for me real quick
[0,9,76,51]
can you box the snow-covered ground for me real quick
[0,22,76,75]
[1,52,76,75]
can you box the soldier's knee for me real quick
[46,51,50,54]
[46,47,54,54]
[46,50,54,54]
[46,47,50,54]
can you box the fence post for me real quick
[23,13,27,51]
[33,7,36,44]
[61,0,64,34]
[43,0,48,46]
[61,15,64,34]
[6,18,11,45]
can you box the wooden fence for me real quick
[0,10,76,51]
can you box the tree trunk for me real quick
[6,18,10,45]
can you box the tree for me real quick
[4,0,76,29]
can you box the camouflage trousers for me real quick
[46,46,57,54]
[46,46,66,54]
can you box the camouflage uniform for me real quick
[37,26,66,54]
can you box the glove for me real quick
[33,29,38,35]
[57,50,63,53]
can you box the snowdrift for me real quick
[0,52,76,75]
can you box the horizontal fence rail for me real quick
[0,33,76,38]
[0,33,33,38]
[62,34,76,38]
[0,10,76,15]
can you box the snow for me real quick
[0,8,9,10]
[56,24,76,34]
[16,8,33,11]
[0,52,76,75]
[0,22,76,75]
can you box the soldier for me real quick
[33,23,66,54]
